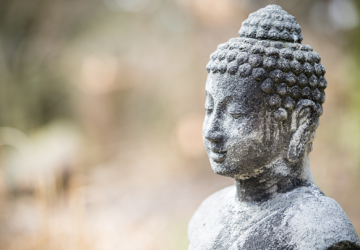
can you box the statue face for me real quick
[203,73,284,179]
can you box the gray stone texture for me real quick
[189,4,360,250]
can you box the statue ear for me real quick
[287,100,318,162]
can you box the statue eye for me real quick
[228,103,244,119]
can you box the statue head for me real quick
[203,5,327,180]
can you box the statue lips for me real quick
[208,147,227,163]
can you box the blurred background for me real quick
[0,0,359,249]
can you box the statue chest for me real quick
[189,201,289,250]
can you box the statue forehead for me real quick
[205,73,262,101]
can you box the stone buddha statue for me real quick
[188,5,360,250]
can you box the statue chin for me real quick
[209,157,237,177]
[210,163,236,178]
[210,160,263,180]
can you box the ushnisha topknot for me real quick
[206,4,327,123]
[239,4,302,43]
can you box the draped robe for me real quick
[188,185,360,250]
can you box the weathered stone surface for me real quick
[189,186,359,250]
[189,4,360,250]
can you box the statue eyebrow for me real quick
[205,89,233,106]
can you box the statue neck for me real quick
[235,154,314,203]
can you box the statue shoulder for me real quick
[188,185,235,242]
[285,195,360,249]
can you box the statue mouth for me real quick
[209,150,227,163]
[209,144,227,153]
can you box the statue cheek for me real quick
[232,119,261,139]
[227,129,266,157]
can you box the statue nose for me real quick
[204,130,223,142]
[204,112,224,142]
